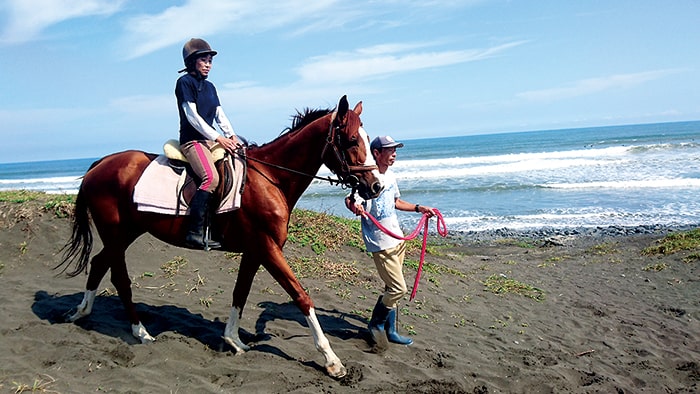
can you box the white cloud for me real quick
[517,70,682,102]
[0,0,124,44]
[296,41,527,84]
[120,0,340,60]
[118,0,489,60]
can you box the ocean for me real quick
[2,121,699,233]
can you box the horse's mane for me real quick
[247,107,333,149]
[285,107,333,134]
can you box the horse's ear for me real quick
[353,101,363,115]
[337,95,349,119]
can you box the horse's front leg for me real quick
[262,243,347,379]
[223,306,249,353]
[305,308,346,379]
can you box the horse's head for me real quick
[323,95,383,200]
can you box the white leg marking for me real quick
[223,306,250,353]
[306,308,346,378]
[132,322,155,343]
[67,289,97,322]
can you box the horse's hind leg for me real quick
[108,248,155,343]
[68,245,154,343]
[223,254,260,353]
[66,249,112,322]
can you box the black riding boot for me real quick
[185,190,221,250]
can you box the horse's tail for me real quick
[55,165,98,277]
[55,186,93,277]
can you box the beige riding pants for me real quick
[180,140,219,193]
[371,241,408,308]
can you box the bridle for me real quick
[240,111,377,189]
[321,112,378,189]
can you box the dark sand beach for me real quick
[0,198,698,393]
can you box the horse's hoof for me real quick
[327,362,347,379]
[63,311,75,323]
[223,336,250,354]
[65,309,85,323]
[132,323,155,343]
[139,334,156,344]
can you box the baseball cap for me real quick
[370,135,404,151]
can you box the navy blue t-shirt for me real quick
[175,73,221,144]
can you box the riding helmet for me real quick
[181,38,217,71]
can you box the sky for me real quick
[1,0,699,164]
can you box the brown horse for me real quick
[56,95,382,378]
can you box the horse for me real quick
[56,95,382,378]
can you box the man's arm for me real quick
[395,198,436,216]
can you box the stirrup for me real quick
[185,236,221,251]
[185,228,221,251]
[203,225,221,250]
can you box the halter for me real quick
[321,111,378,188]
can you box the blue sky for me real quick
[1,0,699,164]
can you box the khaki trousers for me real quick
[371,241,408,308]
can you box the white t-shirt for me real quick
[360,169,403,253]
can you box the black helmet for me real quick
[181,38,217,68]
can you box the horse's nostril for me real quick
[372,182,383,194]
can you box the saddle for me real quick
[162,139,237,209]
[133,140,246,215]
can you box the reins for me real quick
[362,209,448,300]
[237,150,350,187]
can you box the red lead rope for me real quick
[362,209,448,300]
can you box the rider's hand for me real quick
[216,135,242,154]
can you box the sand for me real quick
[0,199,698,393]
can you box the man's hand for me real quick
[345,196,366,217]
[416,205,437,218]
